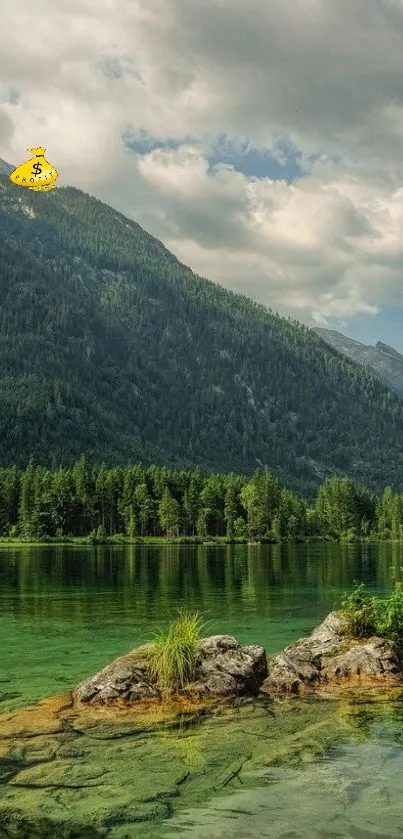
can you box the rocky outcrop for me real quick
[74,615,403,707]
[261,612,401,694]
[73,635,268,705]
[321,637,398,681]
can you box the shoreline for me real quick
[0,535,403,547]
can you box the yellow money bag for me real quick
[9,148,58,191]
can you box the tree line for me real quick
[1,456,403,542]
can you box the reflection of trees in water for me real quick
[2,543,403,628]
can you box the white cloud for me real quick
[2,0,403,324]
[131,146,403,319]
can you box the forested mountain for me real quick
[313,328,403,398]
[1,171,403,499]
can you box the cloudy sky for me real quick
[2,0,403,350]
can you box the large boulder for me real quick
[321,638,399,680]
[73,635,268,706]
[73,644,159,704]
[182,636,267,700]
[261,612,401,695]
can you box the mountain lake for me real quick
[1,542,403,838]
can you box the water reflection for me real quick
[1,542,402,625]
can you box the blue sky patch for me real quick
[0,85,21,106]
[122,128,196,155]
[123,130,305,183]
[97,55,142,83]
[207,135,305,182]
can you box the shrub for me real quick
[340,582,403,643]
[147,610,208,698]
[340,583,377,638]
[375,582,403,644]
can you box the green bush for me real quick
[340,527,359,543]
[375,582,403,643]
[147,610,208,698]
[340,582,403,643]
[340,583,377,637]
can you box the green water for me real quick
[1,542,403,837]
[163,702,403,838]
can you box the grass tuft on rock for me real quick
[147,610,208,698]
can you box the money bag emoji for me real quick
[10,148,58,191]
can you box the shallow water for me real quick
[164,737,403,838]
[1,542,403,836]
[1,692,403,838]
[162,699,403,838]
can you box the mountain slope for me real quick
[1,173,403,498]
[0,158,13,175]
[313,328,403,398]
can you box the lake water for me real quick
[1,542,403,837]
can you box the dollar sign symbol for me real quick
[32,162,42,176]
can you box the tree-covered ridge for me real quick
[2,457,403,543]
[1,174,403,497]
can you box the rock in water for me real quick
[73,644,159,704]
[73,635,268,706]
[261,612,401,695]
[182,636,267,700]
[321,638,399,680]
[73,616,401,705]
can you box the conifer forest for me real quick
[3,456,403,543]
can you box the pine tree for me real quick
[134,483,154,536]
[72,455,94,534]
[183,469,202,535]
[18,459,37,538]
[0,466,20,536]
[158,488,180,537]
[224,479,238,539]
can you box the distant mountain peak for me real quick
[314,328,403,398]
[376,341,402,359]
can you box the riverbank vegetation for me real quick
[340,583,403,642]
[1,456,403,543]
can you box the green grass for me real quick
[147,610,210,698]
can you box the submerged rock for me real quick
[73,635,268,706]
[261,612,402,695]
